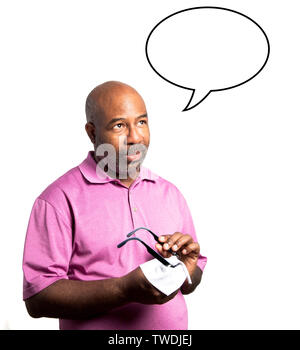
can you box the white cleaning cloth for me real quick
[140,255,192,296]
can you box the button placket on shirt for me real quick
[128,176,142,229]
[128,189,137,228]
[110,179,137,228]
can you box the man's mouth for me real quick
[127,151,141,162]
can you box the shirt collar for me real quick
[78,151,159,184]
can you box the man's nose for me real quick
[126,125,143,144]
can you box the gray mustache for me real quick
[119,144,148,156]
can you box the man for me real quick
[22,81,207,330]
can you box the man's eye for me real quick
[139,120,147,125]
[113,123,124,130]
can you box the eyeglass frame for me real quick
[117,226,181,268]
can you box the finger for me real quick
[158,235,171,244]
[181,242,200,256]
[170,234,194,252]
[155,243,172,258]
[159,232,183,251]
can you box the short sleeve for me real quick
[22,198,73,300]
[178,191,207,272]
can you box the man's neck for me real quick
[92,151,140,188]
[118,165,141,188]
[118,177,135,188]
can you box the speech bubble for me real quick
[145,7,270,111]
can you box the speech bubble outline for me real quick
[145,6,270,111]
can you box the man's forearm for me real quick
[180,266,203,295]
[25,277,129,320]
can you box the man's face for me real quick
[91,89,150,177]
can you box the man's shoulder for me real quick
[147,168,184,199]
[37,164,83,206]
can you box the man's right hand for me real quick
[121,266,179,305]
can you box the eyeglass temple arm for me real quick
[126,227,159,241]
[117,237,171,267]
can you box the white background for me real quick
[0,0,299,330]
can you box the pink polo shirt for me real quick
[22,151,207,330]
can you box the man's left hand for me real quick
[155,232,200,276]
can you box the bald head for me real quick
[85,81,145,124]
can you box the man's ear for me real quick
[85,122,96,144]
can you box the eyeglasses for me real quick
[117,227,181,268]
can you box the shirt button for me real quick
[133,207,137,212]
